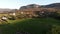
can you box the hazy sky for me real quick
[0,0,60,9]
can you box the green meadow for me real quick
[0,18,60,34]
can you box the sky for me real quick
[0,0,60,9]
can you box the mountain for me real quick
[20,3,60,10]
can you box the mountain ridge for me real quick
[20,3,60,10]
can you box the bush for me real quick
[16,14,26,19]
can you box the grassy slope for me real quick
[0,18,60,34]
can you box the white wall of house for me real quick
[13,13,16,15]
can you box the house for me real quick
[9,12,16,16]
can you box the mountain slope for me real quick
[41,3,60,9]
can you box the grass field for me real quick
[0,18,60,34]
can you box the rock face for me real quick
[20,3,60,10]
[27,4,40,8]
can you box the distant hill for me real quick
[0,8,17,13]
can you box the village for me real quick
[0,4,60,24]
